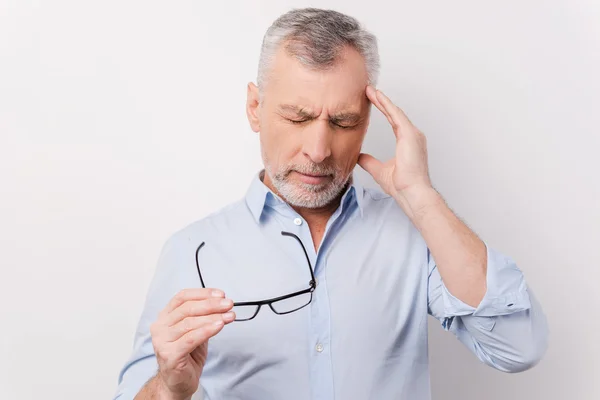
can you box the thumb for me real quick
[357,153,383,180]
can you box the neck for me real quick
[261,170,348,250]
[291,195,342,226]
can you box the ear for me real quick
[246,82,261,133]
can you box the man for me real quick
[114,7,548,400]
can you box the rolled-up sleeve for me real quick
[113,235,193,399]
[427,241,549,373]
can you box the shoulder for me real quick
[161,196,252,251]
[360,185,404,217]
[363,185,392,202]
[358,185,420,233]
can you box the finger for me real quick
[375,90,414,134]
[357,153,384,180]
[366,85,395,127]
[167,312,236,342]
[166,297,234,327]
[162,288,225,316]
[172,318,227,358]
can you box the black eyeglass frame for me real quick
[195,231,317,321]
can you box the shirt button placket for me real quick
[291,214,333,400]
[310,262,334,400]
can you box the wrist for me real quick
[154,376,192,400]
[394,185,443,221]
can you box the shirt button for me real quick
[293,217,303,226]
[315,343,324,353]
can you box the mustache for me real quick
[283,163,339,176]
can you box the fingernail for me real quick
[223,312,235,322]
[212,290,224,297]
[220,299,233,307]
[214,319,224,327]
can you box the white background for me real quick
[1,1,599,399]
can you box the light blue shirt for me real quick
[114,170,548,399]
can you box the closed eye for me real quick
[287,118,309,124]
[332,122,358,130]
[285,117,359,129]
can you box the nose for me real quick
[301,120,332,164]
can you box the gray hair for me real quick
[257,8,380,95]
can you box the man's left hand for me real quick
[358,86,440,218]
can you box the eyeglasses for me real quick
[195,231,317,321]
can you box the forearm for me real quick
[396,185,487,307]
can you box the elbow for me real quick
[476,335,548,373]
[499,338,548,373]
[489,288,549,373]
[504,292,549,373]
[484,319,549,373]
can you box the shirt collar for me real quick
[245,169,364,223]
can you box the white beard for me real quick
[262,153,351,209]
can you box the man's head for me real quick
[246,8,379,209]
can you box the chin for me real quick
[279,181,343,209]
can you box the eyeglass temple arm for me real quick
[195,242,207,288]
[280,231,317,288]
[196,233,317,289]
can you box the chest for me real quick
[196,223,429,359]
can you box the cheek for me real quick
[260,122,303,165]
[332,133,365,166]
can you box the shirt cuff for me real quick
[441,241,532,319]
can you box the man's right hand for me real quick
[136,288,235,400]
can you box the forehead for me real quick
[265,44,369,113]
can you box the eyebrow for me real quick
[278,104,315,119]
[330,112,362,125]
[278,104,362,124]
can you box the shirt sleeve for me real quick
[112,234,203,399]
[427,241,549,373]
